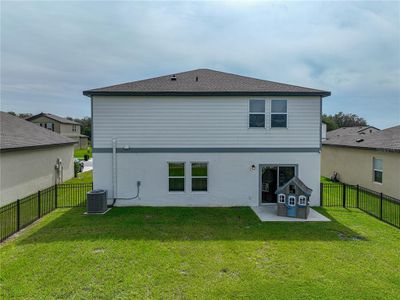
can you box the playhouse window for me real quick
[298,196,307,206]
[278,194,286,203]
[288,196,296,206]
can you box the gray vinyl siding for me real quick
[92,96,321,148]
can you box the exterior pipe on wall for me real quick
[112,139,117,201]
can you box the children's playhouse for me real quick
[275,176,313,219]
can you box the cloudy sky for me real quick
[1,1,399,128]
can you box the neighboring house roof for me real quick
[26,113,80,125]
[83,68,331,97]
[0,112,76,151]
[323,125,400,152]
[275,176,313,196]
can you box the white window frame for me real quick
[248,99,266,128]
[298,195,307,206]
[270,100,288,128]
[288,196,296,206]
[373,157,383,184]
[191,162,208,192]
[278,194,286,204]
[168,162,185,193]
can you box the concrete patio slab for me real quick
[251,205,330,222]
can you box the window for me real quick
[271,100,287,128]
[72,124,77,132]
[373,158,383,183]
[288,196,296,206]
[191,162,208,192]
[168,163,185,192]
[289,184,296,194]
[249,100,265,128]
[298,195,307,206]
[46,123,54,131]
[278,194,286,203]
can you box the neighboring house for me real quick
[322,125,400,199]
[0,112,76,206]
[83,68,330,207]
[27,113,89,149]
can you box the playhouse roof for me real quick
[275,176,313,196]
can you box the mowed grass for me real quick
[1,207,399,299]
[64,170,93,184]
[74,147,92,159]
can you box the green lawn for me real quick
[1,207,399,299]
[74,147,92,159]
[64,170,93,184]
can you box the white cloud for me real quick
[1,1,399,127]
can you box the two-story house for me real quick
[83,69,330,207]
[27,113,89,149]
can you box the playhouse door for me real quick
[287,196,297,217]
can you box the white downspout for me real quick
[112,139,117,201]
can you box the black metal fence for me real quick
[321,182,400,228]
[0,183,93,242]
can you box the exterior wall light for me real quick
[251,164,256,171]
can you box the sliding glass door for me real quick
[260,165,296,204]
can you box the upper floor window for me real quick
[72,124,77,132]
[191,162,208,192]
[249,100,265,128]
[46,123,54,131]
[373,158,383,183]
[271,100,287,128]
[168,162,185,192]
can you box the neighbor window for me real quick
[373,158,383,183]
[298,196,307,206]
[278,194,286,203]
[288,196,296,206]
[271,100,287,128]
[46,123,54,131]
[191,162,208,192]
[72,124,77,132]
[168,163,185,192]
[249,100,265,128]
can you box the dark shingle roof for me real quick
[1,112,76,151]
[323,125,400,152]
[83,68,331,97]
[275,176,313,196]
[26,113,80,125]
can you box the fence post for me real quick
[380,193,383,220]
[356,185,359,208]
[55,184,58,208]
[17,199,20,231]
[37,190,41,218]
[320,182,323,206]
[91,182,94,190]
[342,183,346,207]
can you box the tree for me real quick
[73,117,91,139]
[7,111,16,116]
[322,114,338,131]
[323,112,368,131]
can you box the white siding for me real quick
[94,152,321,207]
[92,96,321,148]
[0,145,74,206]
